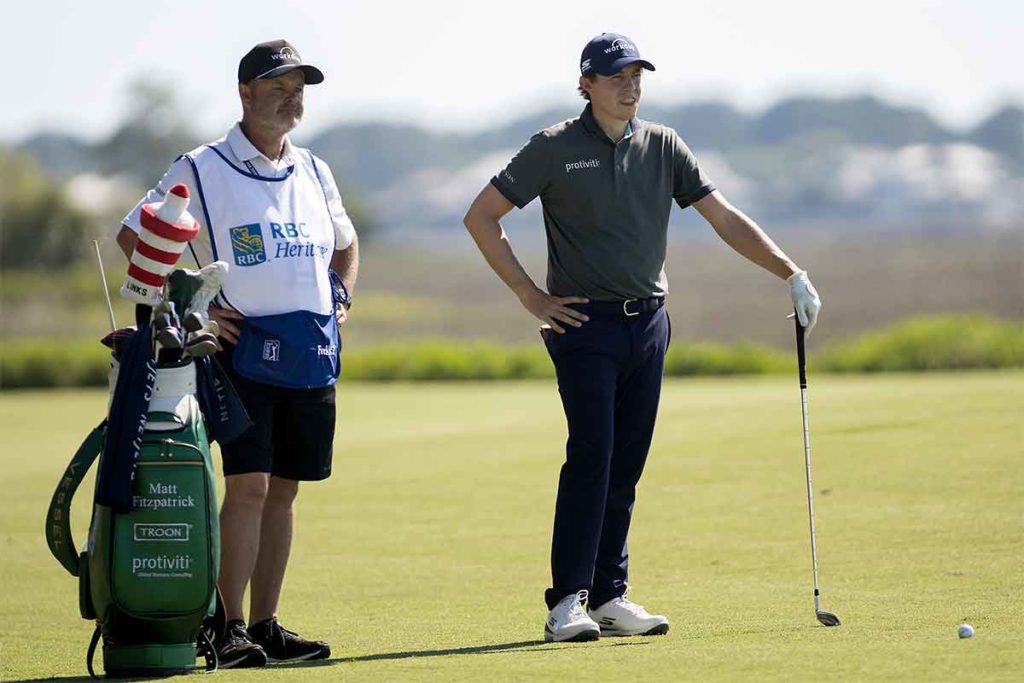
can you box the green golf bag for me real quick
[46,359,222,678]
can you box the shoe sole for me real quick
[599,622,670,637]
[544,625,601,643]
[267,646,331,663]
[219,651,268,669]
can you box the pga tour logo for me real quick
[263,339,281,362]
[134,523,190,542]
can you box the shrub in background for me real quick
[818,315,1024,372]
[1,315,1021,389]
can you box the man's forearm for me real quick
[711,208,799,280]
[463,212,538,299]
[116,225,137,260]
[330,232,359,294]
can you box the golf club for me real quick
[794,314,841,627]
[92,240,117,334]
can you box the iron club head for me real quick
[816,610,841,627]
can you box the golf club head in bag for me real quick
[794,313,841,628]
[170,262,231,358]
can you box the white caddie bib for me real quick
[182,145,335,317]
[181,144,341,389]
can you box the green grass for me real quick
[2,372,1022,681]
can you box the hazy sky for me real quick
[13,0,1020,142]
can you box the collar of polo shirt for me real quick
[580,104,641,146]
[227,122,295,166]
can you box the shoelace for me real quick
[225,622,251,644]
[611,597,649,617]
[262,618,302,647]
[567,590,590,620]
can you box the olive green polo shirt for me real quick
[491,104,714,300]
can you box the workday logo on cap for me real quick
[273,45,299,62]
[579,32,655,76]
[604,38,636,56]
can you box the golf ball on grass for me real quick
[957,623,974,639]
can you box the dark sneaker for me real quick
[217,619,268,669]
[248,617,331,662]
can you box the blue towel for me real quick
[96,323,155,513]
[195,355,252,445]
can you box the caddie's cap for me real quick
[579,33,655,76]
[238,39,324,85]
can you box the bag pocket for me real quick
[233,310,339,389]
[110,440,215,617]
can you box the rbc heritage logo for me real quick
[263,339,280,362]
[229,223,267,267]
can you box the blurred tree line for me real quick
[0,150,93,270]
[2,79,374,273]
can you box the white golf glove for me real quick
[788,270,821,334]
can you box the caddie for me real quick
[463,32,821,642]
[116,39,358,667]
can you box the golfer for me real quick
[463,32,821,642]
[117,40,358,667]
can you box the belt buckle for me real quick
[622,299,640,317]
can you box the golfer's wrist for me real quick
[512,281,541,302]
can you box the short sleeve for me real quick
[670,130,715,209]
[490,133,551,209]
[310,157,356,250]
[121,157,196,233]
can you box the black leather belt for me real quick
[577,297,664,317]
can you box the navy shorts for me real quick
[218,348,336,481]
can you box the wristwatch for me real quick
[331,271,352,310]
[337,287,352,311]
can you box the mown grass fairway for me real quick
[2,372,1022,681]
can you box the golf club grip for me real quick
[795,312,807,388]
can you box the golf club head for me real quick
[816,610,841,627]
[182,311,206,334]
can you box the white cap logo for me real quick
[273,46,299,62]
[604,38,635,55]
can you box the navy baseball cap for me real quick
[238,40,324,85]
[579,33,655,76]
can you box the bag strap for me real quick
[45,421,106,576]
[86,624,102,679]
[197,628,219,672]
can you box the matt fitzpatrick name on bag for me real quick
[132,482,196,510]
[566,159,600,173]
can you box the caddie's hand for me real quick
[335,306,348,326]
[208,306,244,345]
[788,270,821,334]
[519,287,589,334]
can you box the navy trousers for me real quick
[541,302,670,609]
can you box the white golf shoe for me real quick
[543,590,601,642]
[589,596,670,636]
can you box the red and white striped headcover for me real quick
[121,183,200,305]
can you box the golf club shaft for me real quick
[796,317,823,613]
[93,240,117,333]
